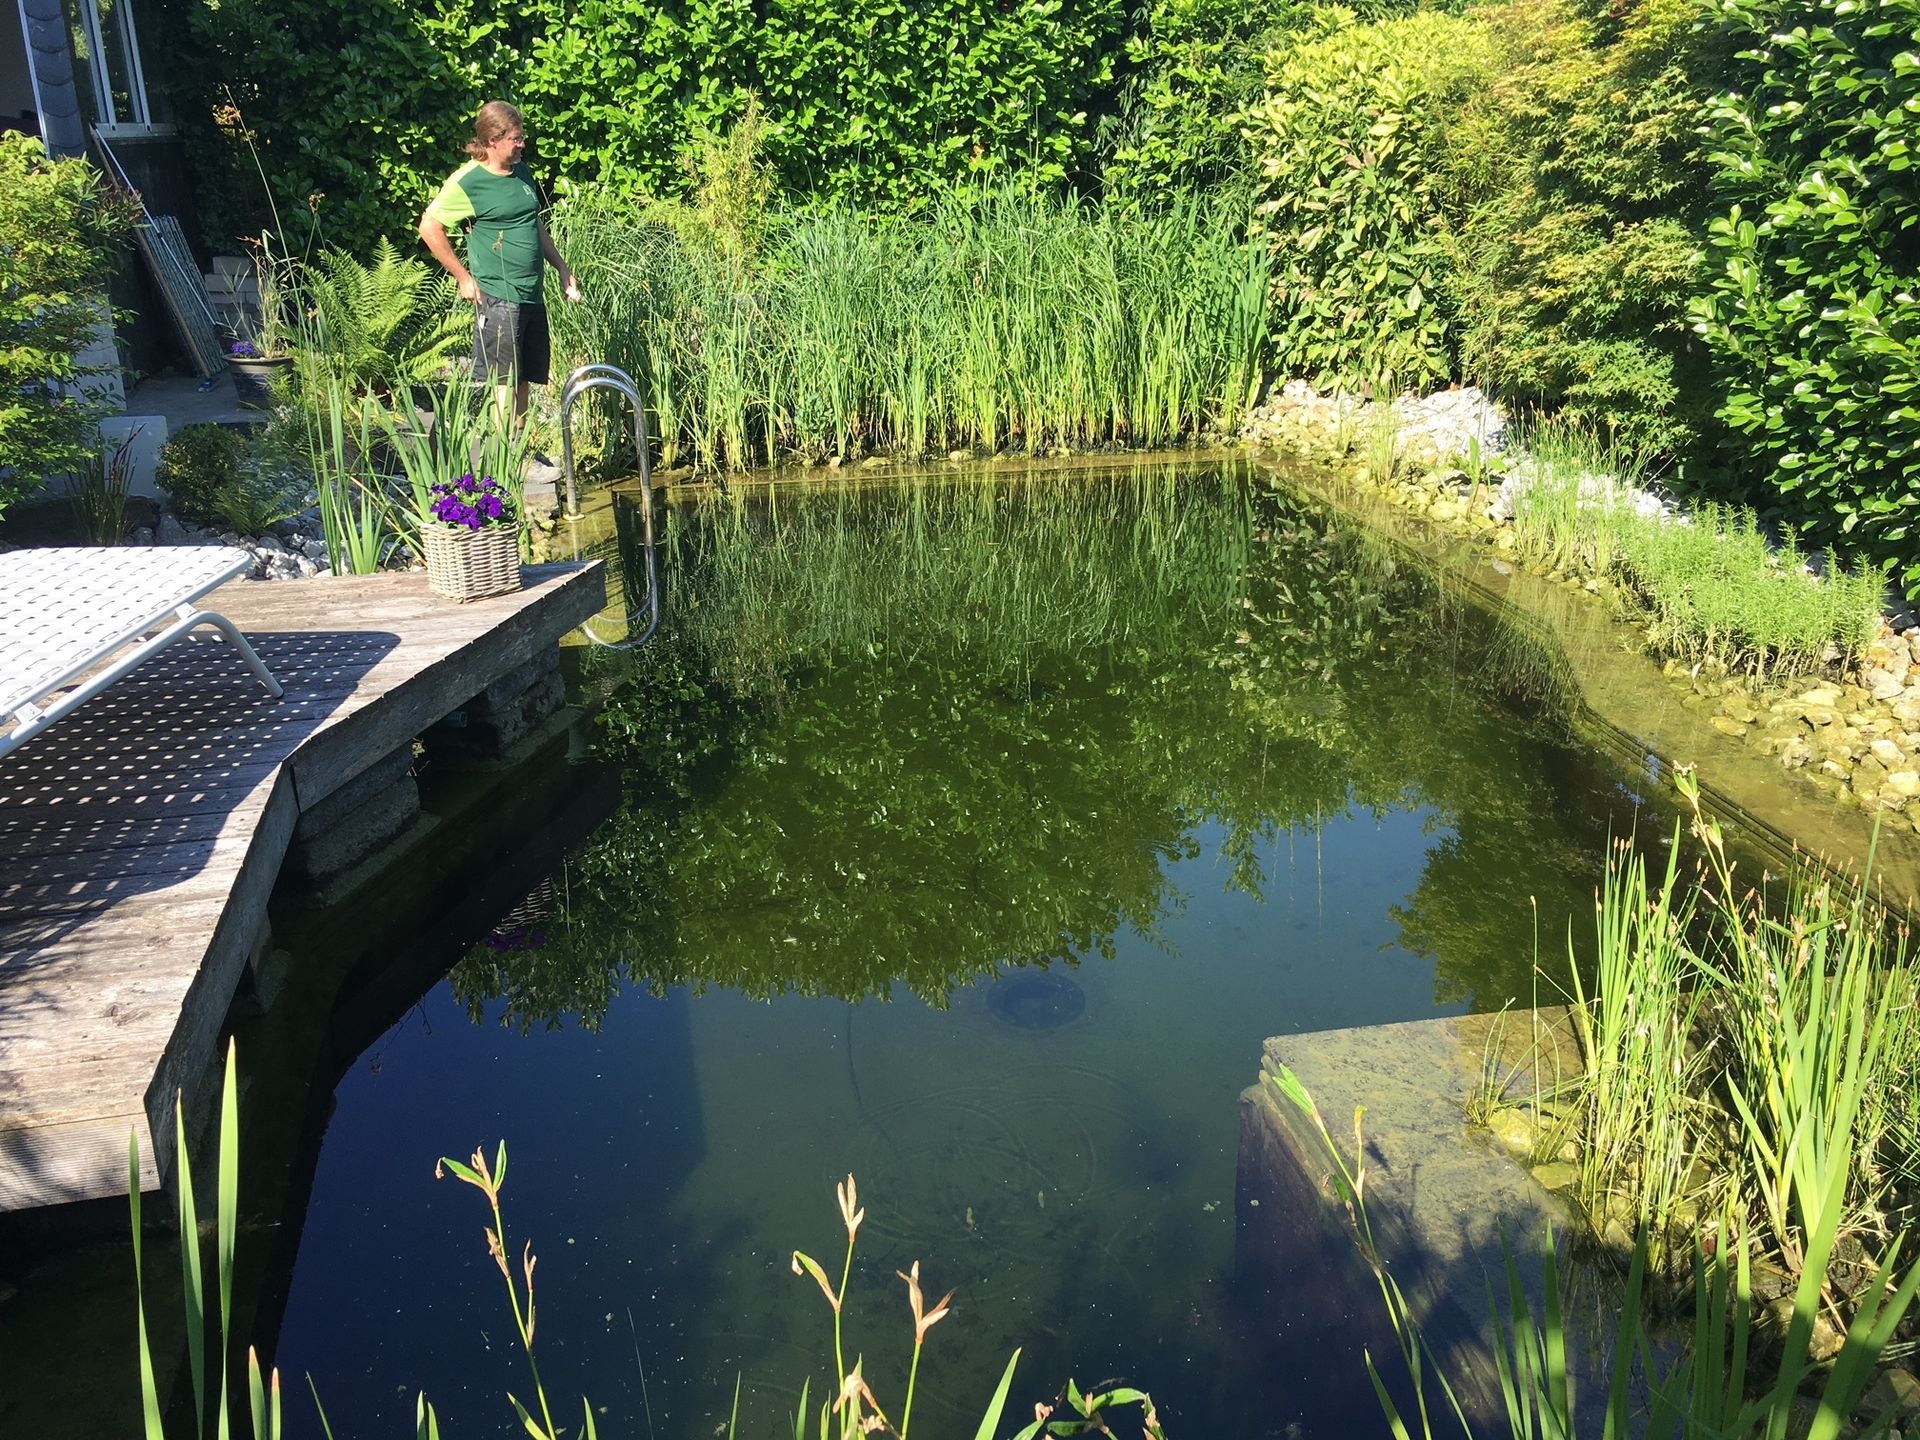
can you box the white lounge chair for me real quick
[0,547,284,760]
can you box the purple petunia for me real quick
[228,340,263,358]
[427,472,518,532]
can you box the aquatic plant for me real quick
[1680,770,1915,1283]
[129,1041,1167,1440]
[1515,768,1920,1315]
[545,186,1270,471]
[1273,1063,1920,1440]
[129,1042,281,1440]
[785,1173,1164,1440]
[1561,832,1720,1256]
[436,1144,594,1440]
[1505,422,1885,677]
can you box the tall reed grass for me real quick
[547,188,1270,471]
[1540,770,1919,1311]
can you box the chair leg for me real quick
[193,611,285,698]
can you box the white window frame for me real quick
[75,0,152,129]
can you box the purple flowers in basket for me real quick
[228,340,263,358]
[428,472,518,531]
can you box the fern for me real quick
[297,238,469,390]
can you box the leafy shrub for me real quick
[1691,0,1920,591]
[1242,9,1495,392]
[0,134,136,520]
[1102,0,1304,204]
[158,423,249,526]
[164,0,1129,241]
[1443,0,1727,459]
[159,423,306,535]
[1101,0,1425,204]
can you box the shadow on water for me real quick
[6,459,1728,1438]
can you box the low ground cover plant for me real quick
[1502,430,1887,678]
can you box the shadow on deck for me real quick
[0,563,605,1211]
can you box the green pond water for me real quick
[210,462,1686,1434]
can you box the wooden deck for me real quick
[0,562,605,1212]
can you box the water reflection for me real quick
[459,462,1611,1030]
[274,460,1663,1440]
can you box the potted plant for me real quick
[420,471,522,600]
[225,234,297,408]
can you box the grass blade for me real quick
[972,1348,1021,1440]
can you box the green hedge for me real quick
[1242,9,1494,391]
[1692,0,1920,590]
[164,0,1128,244]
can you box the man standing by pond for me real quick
[418,100,582,426]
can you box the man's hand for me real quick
[562,271,583,304]
[458,274,480,303]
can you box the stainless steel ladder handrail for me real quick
[560,363,661,649]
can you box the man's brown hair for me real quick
[466,101,524,160]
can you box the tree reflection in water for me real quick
[453,461,1623,1032]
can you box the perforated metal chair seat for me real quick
[0,547,283,758]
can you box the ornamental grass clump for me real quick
[1539,769,1920,1321]
[379,379,534,561]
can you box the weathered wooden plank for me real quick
[0,814,270,867]
[1,843,263,905]
[0,563,603,1212]
[283,565,605,807]
[0,1112,158,1211]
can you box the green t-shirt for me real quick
[425,160,546,304]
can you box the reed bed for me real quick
[547,188,1270,471]
[1542,772,1919,1311]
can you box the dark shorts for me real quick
[474,293,551,386]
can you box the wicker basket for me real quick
[422,522,521,601]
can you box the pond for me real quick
[241,458,1683,1439]
[5,458,1690,1438]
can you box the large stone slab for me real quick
[1237,1010,1597,1435]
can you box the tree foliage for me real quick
[0,134,135,518]
[1692,0,1920,590]
[1242,9,1495,392]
